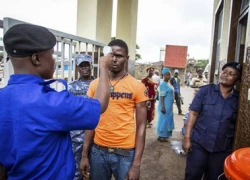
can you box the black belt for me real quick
[93,143,134,157]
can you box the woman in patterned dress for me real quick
[141,67,158,128]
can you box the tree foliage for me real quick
[0,52,3,60]
[194,59,209,69]
[135,53,141,60]
[186,59,209,73]
[135,44,141,61]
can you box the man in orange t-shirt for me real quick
[80,39,148,180]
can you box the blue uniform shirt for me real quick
[68,77,94,96]
[0,74,100,179]
[190,84,239,152]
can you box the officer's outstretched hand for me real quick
[95,52,113,113]
[182,136,192,154]
[99,53,113,69]
[80,157,90,179]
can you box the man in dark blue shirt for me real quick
[182,62,242,180]
[170,69,182,114]
[0,24,111,179]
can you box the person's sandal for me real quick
[163,138,169,142]
[158,137,168,142]
[157,137,162,141]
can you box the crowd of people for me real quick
[0,23,243,180]
[141,63,242,179]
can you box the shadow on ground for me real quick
[140,128,186,180]
[140,86,193,180]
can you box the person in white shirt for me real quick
[152,69,161,86]
[190,68,208,96]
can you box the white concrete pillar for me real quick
[116,0,138,60]
[76,0,113,44]
[220,0,231,61]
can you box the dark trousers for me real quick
[174,92,182,113]
[185,142,231,180]
[0,163,7,180]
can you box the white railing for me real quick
[1,17,106,89]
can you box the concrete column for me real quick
[116,0,138,61]
[220,0,231,61]
[226,0,241,61]
[76,0,113,44]
[209,0,231,83]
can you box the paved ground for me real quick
[140,86,194,180]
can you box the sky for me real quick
[0,0,214,63]
[0,0,77,34]
[137,0,214,63]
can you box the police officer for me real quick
[69,54,95,96]
[182,62,242,180]
[68,54,95,180]
[0,24,111,179]
[190,68,208,96]
[190,68,208,88]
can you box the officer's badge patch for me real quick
[236,64,241,69]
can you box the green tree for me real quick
[135,44,141,61]
[0,52,3,59]
[194,59,209,70]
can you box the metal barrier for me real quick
[1,17,106,89]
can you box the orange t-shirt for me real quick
[88,74,149,148]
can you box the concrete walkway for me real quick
[140,86,194,180]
